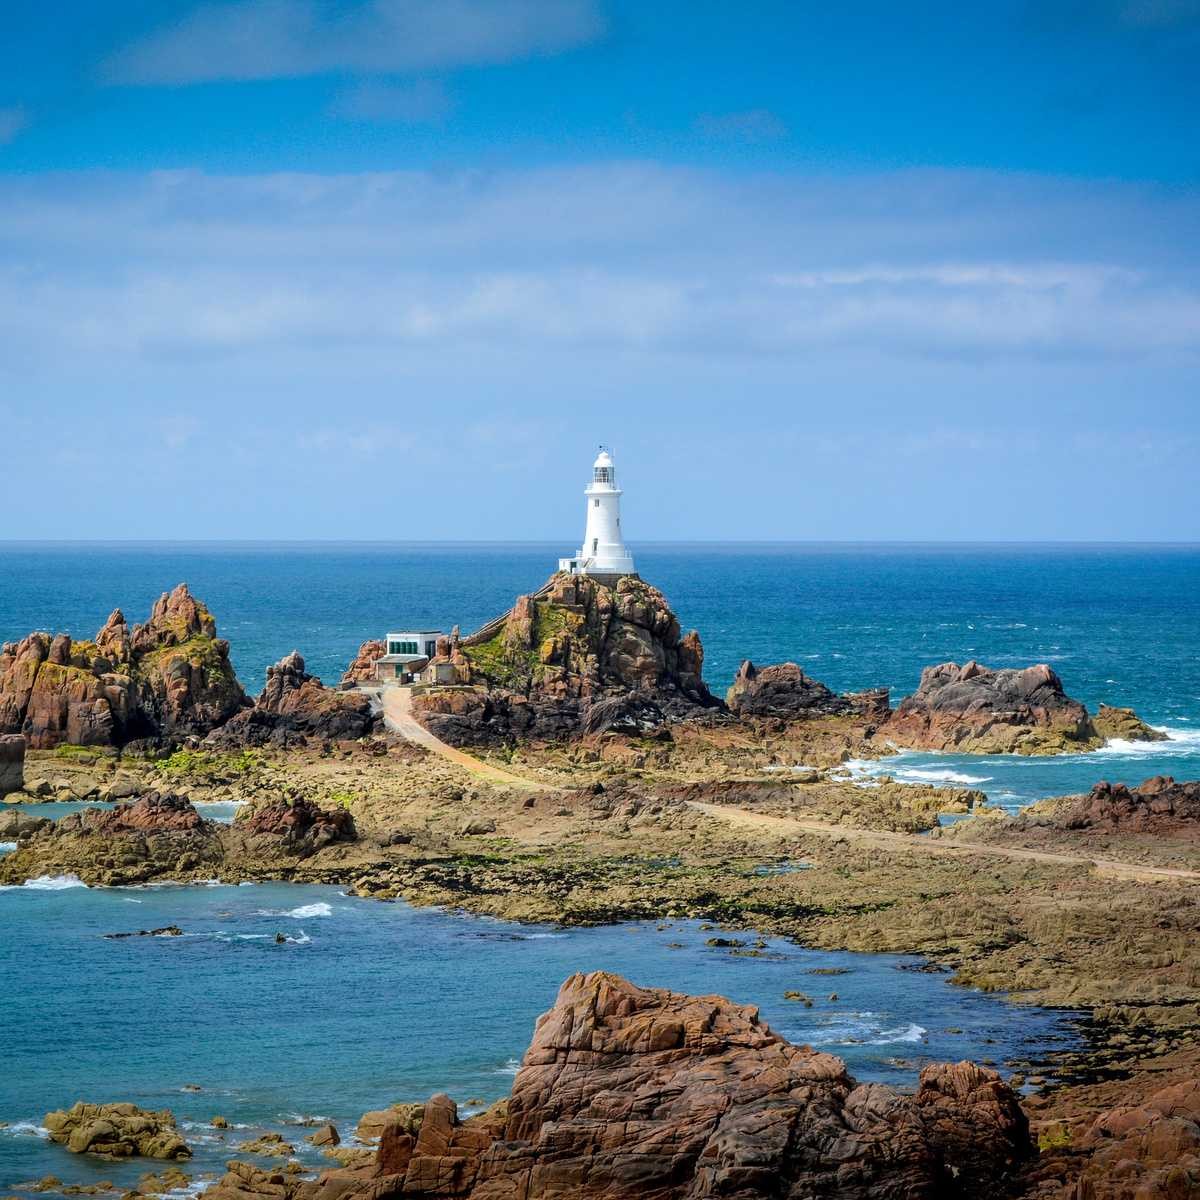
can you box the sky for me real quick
[1,0,1198,541]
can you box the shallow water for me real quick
[0,882,1078,1194]
[1,800,243,825]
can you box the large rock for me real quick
[274,972,1030,1200]
[209,651,377,747]
[0,585,248,749]
[888,661,1099,754]
[340,639,385,686]
[44,1101,191,1160]
[413,574,715,745]
[0,732,24,795]
[240,795,356,856]
[726,660,890,723]
[1061,1077,1200,1199]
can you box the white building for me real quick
[374,629,445,683]
[558,448,637,579]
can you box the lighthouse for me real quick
[558,448,637,579]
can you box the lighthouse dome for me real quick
[592,449,616,485]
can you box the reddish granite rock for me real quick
[1062,1078,1200,1199]
[284,971,1030,1200]
[1033,776,1200,834]
[339,639,385,686]
[0,584,247,749]
[726,659,889,723]
[888,661,1099,754]
[84,792,205,834]
[241,795,356,856]
[209,651,377,747]
[0,732,26,795]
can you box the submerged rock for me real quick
[44,1102,191,1161]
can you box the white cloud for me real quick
[330,79,453,124]
[0,164,1196,363]
[0,107,28,145]
[103,0,605,85]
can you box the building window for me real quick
[425,640,436,657]
[594,467,611,483]
[594,498,599,507]
[388,640,419,655]
[592,538,598,553]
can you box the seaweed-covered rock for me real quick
[44,1102,191,1160]
[0,585,247,749]
[240,795,356,856]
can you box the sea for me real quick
[1,542,1198,1193]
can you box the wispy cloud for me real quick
[102,0,606,85]
[0,107,28,146]
[330,78,453,124]
[0,164,1196,363]
[695,109,789,142]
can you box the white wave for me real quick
[495,1058,521,1076]
[810,1013,928,1047]
[1,1121,49,1138]
[283,902,332,919]
[890,767,991,786]
[1097,726,1200,757]
[154,1182,213,1200]
[523,932,568,940]
[23,873,88,889]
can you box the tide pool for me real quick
[0,881,1078,1195]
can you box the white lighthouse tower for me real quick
[558,447,637,579]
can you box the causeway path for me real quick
[376,685,555,792]
[685,800,1200,884]
[367,687,1197,880]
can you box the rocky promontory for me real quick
[727,660,890,723]
[44,1102,190,1161]
[409,573,715,745]
[887,660,1160,755]
[207,970,1030,1200]
[0,731,24,794]
[0,584,247,750]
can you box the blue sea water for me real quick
[3,541,1199,809]
[0,882,1077,1194]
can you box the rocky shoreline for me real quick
[2,576,1198,1198]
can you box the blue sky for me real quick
[1,0,1198,540]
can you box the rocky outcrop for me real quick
[726,660,890,723]
[249,971,1029,1200]
[0,585,247,749]
[889,661,1101,755]
[1056,1077,1200,1199]
[0,732,24,794]
[1008,776,1200,836]
[44,1102,191,1160]
[85,791,206,834]
[240,795,357,856]
[209,652,377,747]
[412,574,714,745]
[1090,703,1168,744]
[340,639,385,686]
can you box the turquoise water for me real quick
[0,882,1077,1194]
[3,541,1198,807]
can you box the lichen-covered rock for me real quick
[1091,703,1168,744]
[889,661,1098,754]
[209,651,377,747]
[0,585,247,749]
[44,1102,191,1160]
[339,639,385,686]
[414,574,714,745]
[0,732,24,794]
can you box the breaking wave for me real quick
[255,901,333,919]
[22,873,88,890]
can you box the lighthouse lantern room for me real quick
[558,447,637,580]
